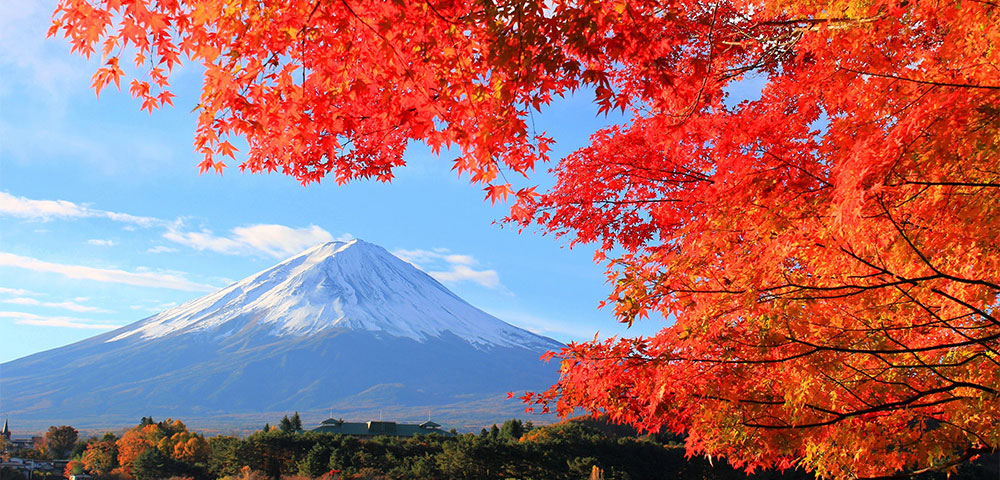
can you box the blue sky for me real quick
[0,0,667,364]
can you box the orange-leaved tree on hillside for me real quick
[82,440,119,476]
[116,418,205,476]
[116,426,157,476]
[50,0,999,477]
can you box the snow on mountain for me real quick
[108,239,557,350]
[1,239,565,430]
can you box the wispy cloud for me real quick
[0,289,106,312]
[1,296,110,313]
[0,252,217,291]
[2,193,351,260]
[0,286,36,296]
[0,191,161,227]
[164,223,336,258]
[0,0,90,106]
[487,309,596,342]
[394,248,477,266]
[393,248,501,288]
[427,265,501,288]
[0,311,123,330]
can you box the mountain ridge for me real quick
[1,239,562,430]
[103,239,556,350]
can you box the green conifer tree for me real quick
[279,416,293,433]
[499,419,524,441]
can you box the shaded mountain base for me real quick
[9,395,552,435]
[2,330,559,433]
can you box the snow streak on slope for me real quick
[108,240,556,349]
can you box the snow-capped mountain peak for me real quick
[107,239,558,350]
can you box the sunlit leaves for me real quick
[114,418,207,476]
[516,0,1000,478]
[52,0,1000,477]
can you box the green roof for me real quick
[312,419,454,437]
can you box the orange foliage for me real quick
[49,0,559,202]
[82,440,118,475]
[166,433,209,464]
[513,2,1000,478]
[116,418,205,473]
[51,0,1000,477]
[116,430,154,475]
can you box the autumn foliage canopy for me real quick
[115,419,208,477]
[50,0,1000,477]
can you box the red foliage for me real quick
[51,0,1000,477]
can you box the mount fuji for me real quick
[0,239,564,431]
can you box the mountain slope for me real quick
[0,240,563,430]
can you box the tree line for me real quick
[3,417,997,480]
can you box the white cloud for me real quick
[0,287,36,296]
[393,248,501,288]
[1,296,110,313]
[0,192,86,217]
[0,311,123,330]
[233,224,337,257]
[427,265,500,288]
[0,252,217,291]
[443,254,476,265]
[0,191,161,227]
[393,249,442,265]
[0,193,346,260]
[164,223,336,258]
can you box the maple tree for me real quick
[117,427,157,475]
[82,440,119,476]
[50,0,1000,477]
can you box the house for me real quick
[311,418,455,437]
[1,458,61,480]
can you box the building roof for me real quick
[311,419,454,437]
[2,418,9,439]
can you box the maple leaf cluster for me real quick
[51,0,563,208]
[51,0,1000,477]
[515,1,1000,478]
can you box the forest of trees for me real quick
[3,417,997,480]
